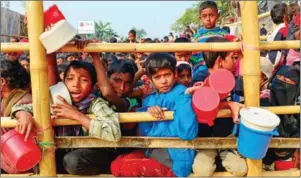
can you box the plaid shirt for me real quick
[11,97,121,142]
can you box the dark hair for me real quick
[129,29,136,37]
[271,3,288,25]
[174,37,191,43]
[145,53,176,77]
[288,3,300,22]
[10,37,20,42]
[203,36,229,68]
[177,64,192,74]
[64,60,97,87]
[143,38,153,43]
[200,1,218,13]
[58,63,69,74]
[110,37,117,43]
[1,56,30,89]
[107,60,137,81]
[19,55,30,63]
[222,26,231,33]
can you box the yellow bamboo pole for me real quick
[26,1,56,176]
[240,1,262,176]
[2,106,299,128]
[1,41,299,53]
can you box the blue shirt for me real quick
[137,84,198,177]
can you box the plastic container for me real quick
[204,69,235,100]
[1,129,42,172]
[192,87,220,126]
[43,4,65,28]
[233,107,280,159]
[275,160,295,170]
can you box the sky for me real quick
[8,1,196,39]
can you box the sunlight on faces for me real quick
[200,8,219,29]
[64,67,93,103]
[109,73,132,96]
[175,52,192,62]
[151,68,176,93]
[177,69,192,87]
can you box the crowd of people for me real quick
[1,1,300,177]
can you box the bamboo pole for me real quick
[2,106,299,128]
[1,41,299,53]
[240,1,262,176]
[26,1,56,176]
[54,137,300,149]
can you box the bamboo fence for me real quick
[0,1,300,177]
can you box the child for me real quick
[286,13,300,67]
[19,55,30,73]
[56,53,65,65]
[192,1,228,66]
[111,53,198,177]
[174,37,192,62]
[1,57,32,173]
[189,36,247,177]
[128,29,137,43]
[177,61,192,87]
[11,60,121,175]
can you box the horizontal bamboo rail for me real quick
[55,137,300,149]
[1,41,299,53]
[1,106,299,128]
[2,169,300,177]
[0,111,174,128]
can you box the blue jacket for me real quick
[138,84,198,177]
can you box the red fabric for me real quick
[294,13,300,26]
[111,150,175,177]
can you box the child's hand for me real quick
[52,96,85,120]
[73,39,99,50]
[228,102,245,124]
[147,106,167,120]
[15,111,35,141]
[185,82,204,94]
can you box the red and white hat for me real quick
[39,4,77,54]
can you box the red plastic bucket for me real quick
[1,129,42,172]
[204,69,235,100]
[275,160,295,171]
[192,87,220,126]
[44,4,66,28]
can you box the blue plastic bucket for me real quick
[233,122,279,160]
[232,107,280,159]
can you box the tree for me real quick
[131,27,147,40]
[94,21,117,42]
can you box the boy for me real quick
[111,53,198,177]
[189,36,247,177]
[128,29,137,43]
[174,37,192,62]
[192,1,228,66]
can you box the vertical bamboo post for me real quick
[240,1,262,176]
[26,1,57,176]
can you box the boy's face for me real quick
[175,52,191,62]
[177,69,192,87]
[109,72,133,96]
[64,67,93,103]
[151,68,176,93]
[67,56,76,62]
[220,52,238,72]
[128,33,136,43]
[57,58,64,65]
[200,8,218,29]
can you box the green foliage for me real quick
[94,21,117,41]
